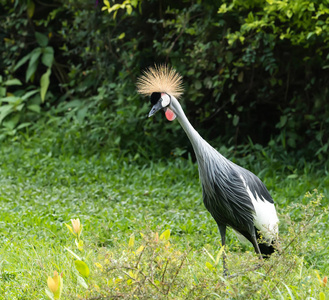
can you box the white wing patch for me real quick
[240,175,279,243]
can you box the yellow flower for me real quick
[47,271,63,299]
[71,218,82,237]
[47,271,59,293]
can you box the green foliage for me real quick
[217,0,329,159]
[0,75,39,135]
[14,32,54,86]
[1,0,329,161]
[0,1,55,136]
[102,0,142,19]
[0,129,328,298]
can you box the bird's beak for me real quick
[148,100,163,117]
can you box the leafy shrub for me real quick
[1,0,329,162]
[49,191,328,299]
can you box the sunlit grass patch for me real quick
[0,132,328,299]
[0,192,328,299]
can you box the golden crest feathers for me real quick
[136,65,184,98]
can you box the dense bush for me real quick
[1,0,328,163]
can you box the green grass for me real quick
[0,124,328,299]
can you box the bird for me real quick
[137,65,279,275]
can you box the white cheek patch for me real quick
[161,93,170,107]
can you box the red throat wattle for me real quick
[165,108,176,121]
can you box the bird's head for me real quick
[148,92,176,121]
[136,65,184,121]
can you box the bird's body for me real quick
[137,65,279,273]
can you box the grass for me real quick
[0,121,328,299]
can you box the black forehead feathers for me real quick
[150,92,161,105]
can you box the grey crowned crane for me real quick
[137,65,279,274]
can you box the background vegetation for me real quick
[1,0,329,162]
[0,0,328,299]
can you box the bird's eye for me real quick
[150,92,161,105]
[161,93,170,107]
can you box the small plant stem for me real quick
[135,244,147,269]
[161,258,170,283]
[146,277,163,294]
[166,250,189,295]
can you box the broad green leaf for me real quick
[27,104,41,113]
[40,68,51,102]
[111,4,121,11]
[35,32,48,47]
[128,233,135,248]
[131,0,138,7]
[4,79,22,86]
[42,47,54,67]
[75,260,90,277]
[126,5,132,15]
[3,114,20,130]
[26,48,42,82]
[159,229,170,241]
[1,96,19,103]
[14,53,32,71]
[16,103,25,111]
[319,292,325,300]
[27,0,35,18]
[103,0,110,9]
[16,122,31,130]
[0,105,14,124]
[22,89,39,101]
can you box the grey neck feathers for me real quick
[170,97,230,198]
[170,97,206,158]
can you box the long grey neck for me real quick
[170,97,210,161]
[170,97,230,198]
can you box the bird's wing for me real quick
[237,166,279,240]
[202,165,256,231]
[237,167,274,204]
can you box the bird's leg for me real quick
[250,232,264,262]
[218,225,228,276]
